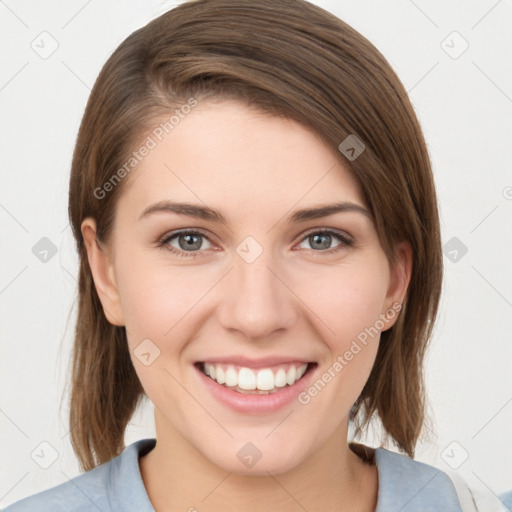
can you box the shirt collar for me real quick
[113,438,462,512]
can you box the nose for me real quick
[217,247,297,340]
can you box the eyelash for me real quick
[156,228,354,258]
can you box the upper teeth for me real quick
[203,363,308,391]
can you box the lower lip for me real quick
[196,364,316,414]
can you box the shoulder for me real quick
[1,462,112,512]
[2,439,156,512]
[498,489,512,509]
[373,447,508,512]
[374,447,463,511]
[368,448,468,512]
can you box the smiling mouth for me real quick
[196,362,316,394]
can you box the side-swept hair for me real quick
[67,0,442,471]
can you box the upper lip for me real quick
[197,356,314,369]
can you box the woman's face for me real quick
[83,99,409,475]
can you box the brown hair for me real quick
[66,0,442,471]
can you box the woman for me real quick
[3,0,506,510]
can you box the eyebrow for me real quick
[138,200,372,225]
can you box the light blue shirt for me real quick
[2,438,509,511]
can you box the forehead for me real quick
[116,100,366,225]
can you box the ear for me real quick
[381,240,412,331]
[81,217,125,326]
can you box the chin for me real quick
[200,436,310,476]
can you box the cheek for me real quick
[116,252,210,340]
[293,258,390,350]
[117,257,205,405]
[116,256,224,401]
[294,265,387,417]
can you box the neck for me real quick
[139,411,378,512]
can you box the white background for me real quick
[1,0,511,507]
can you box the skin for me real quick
[82,100,412,512]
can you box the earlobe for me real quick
[382,241,413,330]
[81,217,125,326]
